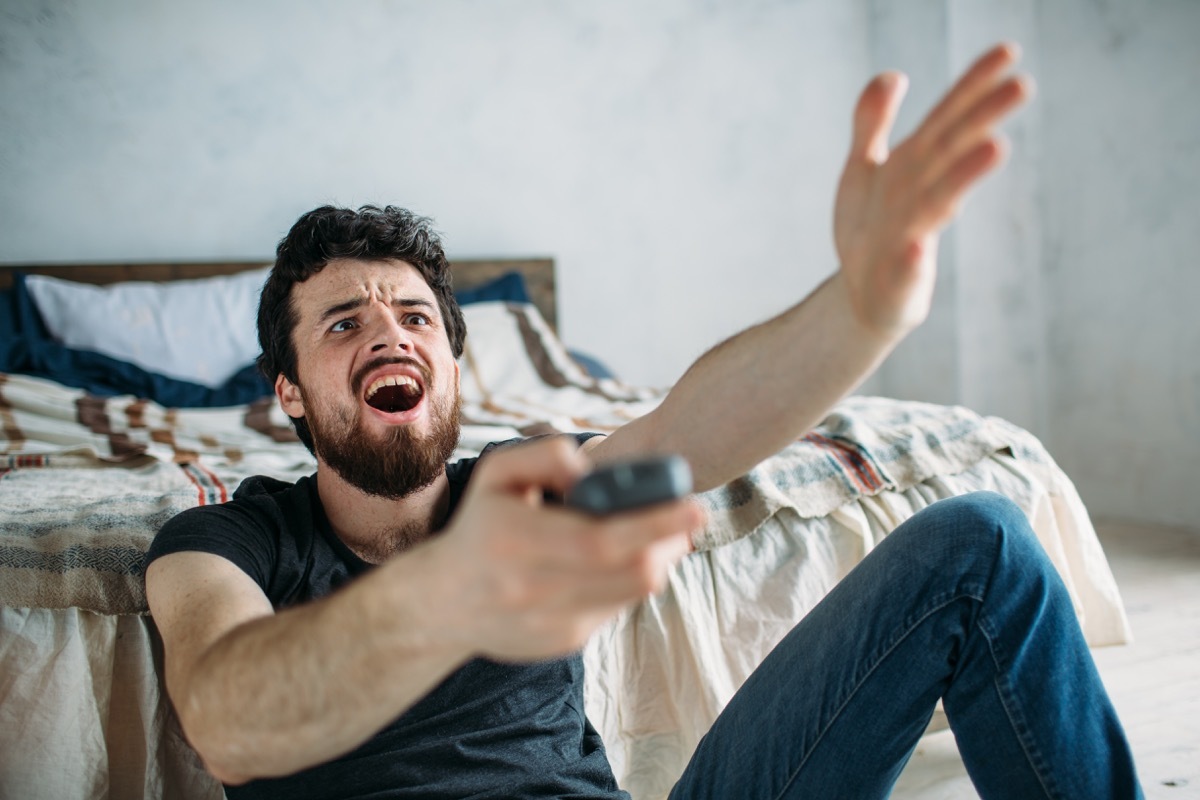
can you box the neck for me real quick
[316,464,451,564]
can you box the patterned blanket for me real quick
[0,403,1027,615]
[0,300,1049,615]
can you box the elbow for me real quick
[205,762,253,787]
[184,721,252,785]
[189,726,260,786]
[176,690,262,785]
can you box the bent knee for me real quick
[908,492,1041,564]
[935,492,1061,575]
[878,491,1059,603]
[931,491,1028,534]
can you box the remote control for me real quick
[564,455,693,515]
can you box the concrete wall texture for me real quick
[2,0,1197,530]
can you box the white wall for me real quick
[0,0,869,388]
[2,0,1197,530]
[861,0,1049,444]
[1036,0,1200,531]
[849,0,1199,532]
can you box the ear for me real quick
[276,373,305,418]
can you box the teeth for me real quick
[365,375,420,400]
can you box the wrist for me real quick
[825,271,911,348]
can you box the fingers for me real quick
[850,40,1018,166]
[470,435,591,499]
[574,499,703,567]
[456,495,701,659]
[916,42,1022,147]
[910,70,1028,229]
[849,71,909,165]
[472,492,702,619]
[513,497,704,573]
[944,73,1031,145]
[921,137,1010,228]
[520,512,696,604]
[920,73,1030,190]
[903,44,1030,230]
[461,438,704,586]
[449,437,706,660]
[548,532,694,610]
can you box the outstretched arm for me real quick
[590,43,1032,491]
[149,438,700,783]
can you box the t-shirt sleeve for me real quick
[143,497,280,592]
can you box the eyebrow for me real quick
[316,296,438,327]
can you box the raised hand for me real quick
[833,43,1032,339]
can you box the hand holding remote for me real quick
[564,455,693,515]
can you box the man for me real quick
[146,43,1142,798]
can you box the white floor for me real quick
[892,519,1200,799]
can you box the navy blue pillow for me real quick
[455,271,530,305]
[2,273,273,406]
[1,269,616,404]
[0,286,19,361]
[0,270,536,407]
[567,349,616,380]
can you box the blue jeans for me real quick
[669,492,1142,799]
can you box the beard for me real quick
[305,379,462,501]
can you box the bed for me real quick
[0,259,1132,800]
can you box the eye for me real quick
[330,318,357,333]
[403,312,431,326]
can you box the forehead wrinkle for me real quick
[298,260,438,332]
[312,294,439,331]
[317,296,367,326]
[392,296,439,317]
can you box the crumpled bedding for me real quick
[0,301,1131,799]
[0,608,220,800]
[584,446,1129,798]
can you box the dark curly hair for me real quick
[257,205,466,452]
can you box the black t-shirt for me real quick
[145,436,627,800]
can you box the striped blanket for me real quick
[2,303,1032,614]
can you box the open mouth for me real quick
[365,375,424,414]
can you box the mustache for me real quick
[351,356,431,397]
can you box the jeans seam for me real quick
[771,587,982,800]
[976,615,1061,800]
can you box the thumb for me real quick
[850,71,908,165]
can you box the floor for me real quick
[892,519,1200,798]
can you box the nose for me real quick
[370,311,413,354]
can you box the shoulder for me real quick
[156,473,311,541]
[145,474,317,591]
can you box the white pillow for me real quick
[457,301,659,431]
[26,268,271,388]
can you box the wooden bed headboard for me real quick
[0,257,559,331]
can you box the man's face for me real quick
[276,258,462,499]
